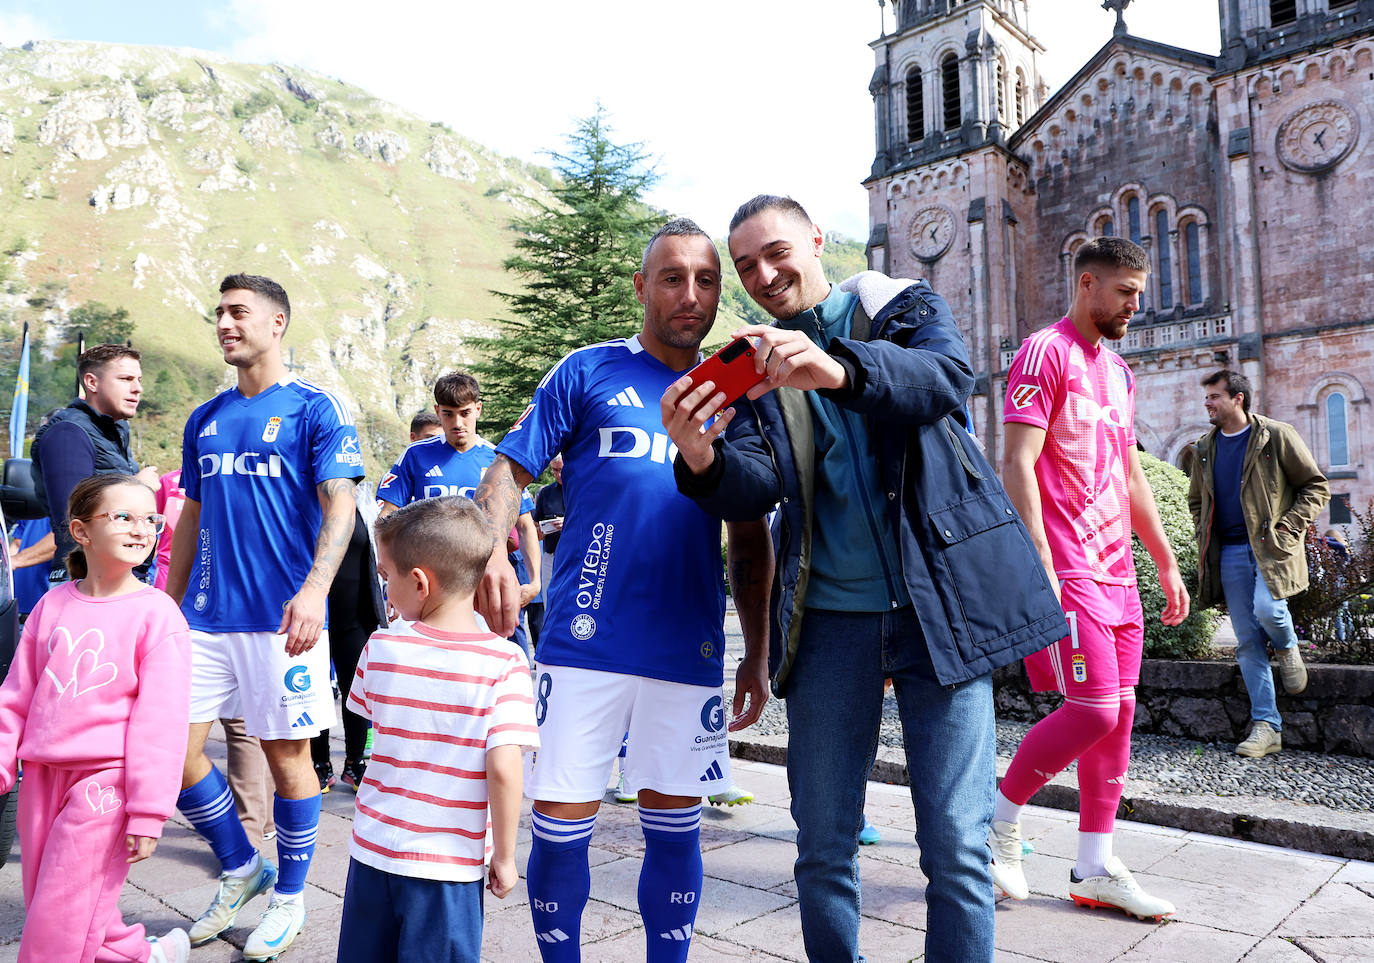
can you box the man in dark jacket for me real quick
[663,195,1064,963]
[31,343,159,584]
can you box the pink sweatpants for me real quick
[1001,580,1142,834]
[18,763,151,963]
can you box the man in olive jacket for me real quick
[1188,369,1328,758]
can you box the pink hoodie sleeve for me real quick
[123,622,192,839]
[0,599,45,793]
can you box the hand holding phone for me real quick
[681,337,765,412]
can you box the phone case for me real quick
[683,337,765,410]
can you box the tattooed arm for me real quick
[725,518,774,730]
[474,454,535,638]
[278,476,358,656]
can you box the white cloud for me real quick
[218,1,1217,241]
[0,11,54,46]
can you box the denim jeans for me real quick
[784,607,995,963]
[1219,543,1298,729]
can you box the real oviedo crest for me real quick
[262,416,282,443]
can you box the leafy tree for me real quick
[473,108,658,436]
[66,301,135,345]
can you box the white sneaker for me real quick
[988,819,1029,900]
[613,770,637,804]
[1069,855,1175,921]
[243,896,307,961]
[707,785,755,807]
[1276,646,1308,694]
[1236,721,1282,758]
[146,928,190,963]
[188,857,278,944]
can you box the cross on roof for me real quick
[1102,0,1132,37]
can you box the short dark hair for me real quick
[410,410,441,435]
[77,344,140,380]
[1073,237,1150,276]
[373,495,493,597]
[220,274,291,330]
[1201,369,1253,414]
[641,217,715,273]
[728,195,812,235]
[434,372,480,409]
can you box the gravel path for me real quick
[720,612,1373,814]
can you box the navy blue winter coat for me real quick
[675,276,1064,692]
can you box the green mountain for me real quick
[0,39,559,475]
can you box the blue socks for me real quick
[527,810,595,961]
[178,768,256,874]
[273,793,320,896]
[638,805,703,963]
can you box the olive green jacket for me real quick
[1187,413,1329,607]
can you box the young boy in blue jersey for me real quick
[473,218,774,963]
[377,372,541,654]
[165,274,363,960]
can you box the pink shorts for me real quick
[1025,579,1144,696]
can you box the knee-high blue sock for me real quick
[638,805,703,963]
[273,793,321,897]
[177,768,256,874]
[527,810,595,962]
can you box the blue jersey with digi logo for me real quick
[376,435,534,515]
[497,335,726,687]
[180,378,363,632]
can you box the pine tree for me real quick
[474,108,658,436]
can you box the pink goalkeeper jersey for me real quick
[1004,317,1138,586]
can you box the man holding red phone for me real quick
[662,195,1064,963]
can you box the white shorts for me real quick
[189,630,336,740]
[525,663,731,802]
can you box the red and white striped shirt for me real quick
[346,622,538,882]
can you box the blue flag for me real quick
[9,323,29,459]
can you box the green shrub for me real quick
[1133,451,1221,658]
[1289,501,1374,664]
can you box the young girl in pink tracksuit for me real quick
[0,474,193,963]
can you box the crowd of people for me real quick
[0,192,1331,963]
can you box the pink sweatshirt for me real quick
[0,582,192,838]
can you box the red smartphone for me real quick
[683,337,765,411]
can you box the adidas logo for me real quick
[425,464,444,477]
[659,924,693,942]
[1106,774,1126,785]
[699,760,723,782]
[291,712,314,728]
[1034,768,1057,780]
[536,929,570,944]
[198,420,218,438]
[606,387,645,408]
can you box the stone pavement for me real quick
[0,734,1370,962]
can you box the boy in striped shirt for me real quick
[337,496,538,961]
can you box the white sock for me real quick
[1075,832,1112,879]
[271,889,304,904]
[225,850,261,879]
[993,790,1023,827]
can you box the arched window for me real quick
[1126,196,1141,244]
[996,59,1006,123]
[1270,1,1297,27]
[1328,392,1349,466]
[1184,221,1202,304]
[1097,216,1114,237]
[906,67,925,143]
[942,54,961,131]
[1015,71,1026,127]
[1155,209,1173,308]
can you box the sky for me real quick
[0,1,1220,240]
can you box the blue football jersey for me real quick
[180,378,363,632]
[497,335,726,687]
[377,436,534,515]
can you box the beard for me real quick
[1091,305,1132,341]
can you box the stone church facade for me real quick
[864,0,1374,530]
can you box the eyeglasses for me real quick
[88,511,166,533]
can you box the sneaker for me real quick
[858,815,882,845]
[363,727,374,760]
[1276,646,1308,694]
[988,819,1030,900]
[188,857,278,945]
[1069,855,1175,921]
[340,757,367,792]
[146,928,190,963]
[1236,721,1282,758]
[313,759,335,794]
[613,770,637,804]
[707,785,755,808]
[243,896,306,961]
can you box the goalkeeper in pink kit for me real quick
[994,237,1188,921]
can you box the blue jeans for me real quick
[784,607,995,963]
[1219,543,1298,729]
[337,858,484,963]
